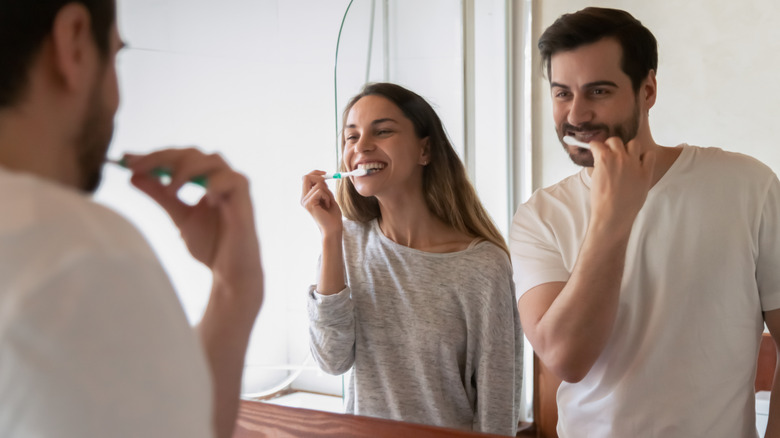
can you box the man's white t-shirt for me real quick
[510,145,780,437]
[0,168,213,437]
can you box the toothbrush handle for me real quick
[113,158,208,187]
[150,167,209,188]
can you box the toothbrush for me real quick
[107,158,209,188]
[563,136,591,150]
[324,168,375,179]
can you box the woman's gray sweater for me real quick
[307,219,523,436]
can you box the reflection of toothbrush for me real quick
[107,158,209,188]
[563,136,591,150]
[324,168,376,179]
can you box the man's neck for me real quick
[0,108,78,187]
[648,144,683,187]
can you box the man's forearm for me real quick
[765,357,780,438]
[530,222,630,382]
[198,275,263,438]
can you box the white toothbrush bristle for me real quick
[563,135,591,149]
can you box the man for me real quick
[509,7,780,437]
[0,1,263,437]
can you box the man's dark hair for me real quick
[538,7,657,92]
[0,0,116,107]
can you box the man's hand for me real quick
[589,137,656,235]
[123,148,263,438]
[125,148,263,294]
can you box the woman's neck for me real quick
[376,193,473,253]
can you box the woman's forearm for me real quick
[317,232,345,295]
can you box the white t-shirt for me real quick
[0,168,213,437]
[509,145,780,437]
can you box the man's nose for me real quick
[567,95,594,126]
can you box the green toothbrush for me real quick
[107,158,208,188]
[324,168,377,179]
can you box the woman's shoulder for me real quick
[342,219,376,243]
[341,219,381,258]
[462,240,512,274]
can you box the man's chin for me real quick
[83,168,104,194]
[566,148,594,168]
[563,143,593,167]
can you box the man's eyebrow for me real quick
[346,118,398,129]
[550,80,619,89]
[583,80,618,88]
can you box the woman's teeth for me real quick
[357,163,386,171]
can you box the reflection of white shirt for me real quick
[0,168,213,437]
[510,145,780,438]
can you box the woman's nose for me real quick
[355,135,375,152]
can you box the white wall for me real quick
[530,0,780,190]
[98,0,358,395]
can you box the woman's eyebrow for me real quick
[346,118,398,129]
[371,118,397,125]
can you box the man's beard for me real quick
[75,76,115,193]
[558,99,640,168]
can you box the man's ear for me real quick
[642,69,657,110]
[50,3,95,92]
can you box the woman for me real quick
[301,83,521,436]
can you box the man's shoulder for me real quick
[0,169,152,260]
[537,169,588,195]
[685,144,774,176]
[518,170,589,222]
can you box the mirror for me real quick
[95,0,778,432]
[99,0,510,416]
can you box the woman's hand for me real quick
[301,170,343,238]
[301,170,346,295]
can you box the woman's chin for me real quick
[354,185,376,198]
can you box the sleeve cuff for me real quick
[308,284,350,303]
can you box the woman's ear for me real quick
[419,137,431,165]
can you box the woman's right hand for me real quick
[301,170,343,237]
[302,171,346,295]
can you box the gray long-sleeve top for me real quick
[307,219,522,436]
